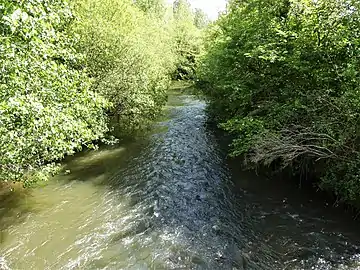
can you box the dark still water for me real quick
[0,92,359,269]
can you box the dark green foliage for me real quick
[197,0,360,205]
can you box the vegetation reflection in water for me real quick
[0,93,360,270]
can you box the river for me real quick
[0,90,360,269]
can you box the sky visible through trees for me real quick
[166,0,226,20]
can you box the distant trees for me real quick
[194,8,209,29]
[172,0,208,79]
[135,0,166,14]
[197,0,360,206]
[73,0,176,134]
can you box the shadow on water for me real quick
[0,91,360,269]
[0,186,35,243]
[59,100,174,188]
[0,139,148,244]
[60,142,147,185]
[227,158,360,269]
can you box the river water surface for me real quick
[1,91,360,269]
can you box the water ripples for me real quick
[0,93,360,269]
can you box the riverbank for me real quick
[0,91,359,269]
[200,95,360,215]
[196,0,360,211]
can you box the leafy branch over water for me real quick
[0,0,207,185]
[197,0,360,207]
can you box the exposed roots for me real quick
[246,128,339,168]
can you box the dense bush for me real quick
[197,0,360,205]
[0,0,206,185]
[72,0,177,134]
[0,0,109,185]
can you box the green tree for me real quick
[198,0,360,206]
[172,0,203,79]
[73,0,177,134]
[0,0,206,186]
[0,0,109,185]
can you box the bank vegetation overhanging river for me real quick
[0,91,360,270]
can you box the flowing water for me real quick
[1,91,360,270]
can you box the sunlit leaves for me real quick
[0,0,109,184]
[73,0,176,134]
[1,0,205,185]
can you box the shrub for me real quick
[0,0,109,185]
[72,0,177,134]
[197,0,360,205]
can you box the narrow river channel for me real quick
[0,91,360,269]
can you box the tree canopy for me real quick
[197,0,360,206]
[0,0,206,185]
[0,0,109,185]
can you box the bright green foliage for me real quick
[0,0,207,186]
[198,0,360,205]
[0,0,109,185]
[172,0,206,79]
[72,0,177,134]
